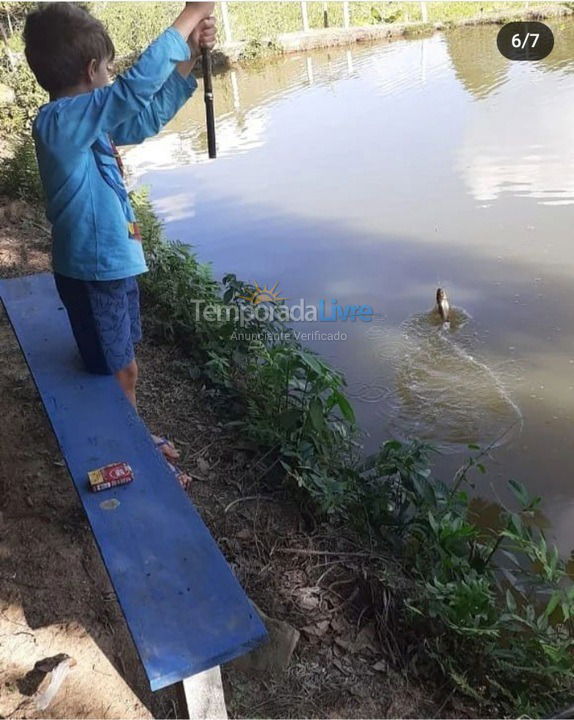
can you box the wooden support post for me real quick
[301,1,309,32]
[342,1,350,28]
[323,1,329,28]
[220,1,232,44]
[420,1,428,23]
[177,667,228,720]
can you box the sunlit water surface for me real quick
[126,21,574,550]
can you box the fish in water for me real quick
[436,288,450,323]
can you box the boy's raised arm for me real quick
[111,67,197,147]
[172,2,215,42]
[54,3,214,149]
[111,16,216,147]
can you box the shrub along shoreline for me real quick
[132,190,574,718]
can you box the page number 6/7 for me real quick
[497,21,554,61]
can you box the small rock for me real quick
[293,586,320,611]
[354,622,379,654]
[236,528,251,541]
[231,604,300,675]
[302,620,330,637]
[0,82,15,104]
[196,456,210,474]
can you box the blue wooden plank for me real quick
[0,273,267,691]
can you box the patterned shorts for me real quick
[54,273,142,375]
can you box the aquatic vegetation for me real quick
[134,189,574,717]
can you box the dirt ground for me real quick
[0,197,455,719]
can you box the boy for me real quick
[24,2,215,481]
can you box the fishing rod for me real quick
[201,45,216,159]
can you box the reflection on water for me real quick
[541,18,574,74]
[446,25,510,98]
[453,22,574,206]
[126,20,574,549]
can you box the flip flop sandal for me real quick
[166,460,192,491]
[154,436,179,458]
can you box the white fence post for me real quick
[420,1,428,23]
[220,1,232,44]
[342,1,350,28]
[230,69,240,110]
[301,1,309,31]
[306,56,314,84]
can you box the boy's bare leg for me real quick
[115,360,176,456]
[151,434,179,460]
[115,359,191,488]
[115,359,138,410]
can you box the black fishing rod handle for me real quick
[202,47,216,159]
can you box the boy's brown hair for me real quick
[24,2,115,94]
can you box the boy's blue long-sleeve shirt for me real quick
[33,27,197,281]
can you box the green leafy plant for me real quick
[134,189,360,509]
[367,442,574,716]
[0,135,43,200]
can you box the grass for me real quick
[221,1,547,41]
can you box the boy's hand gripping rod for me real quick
[202,46,216,159]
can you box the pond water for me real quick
[126,21,574,550]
